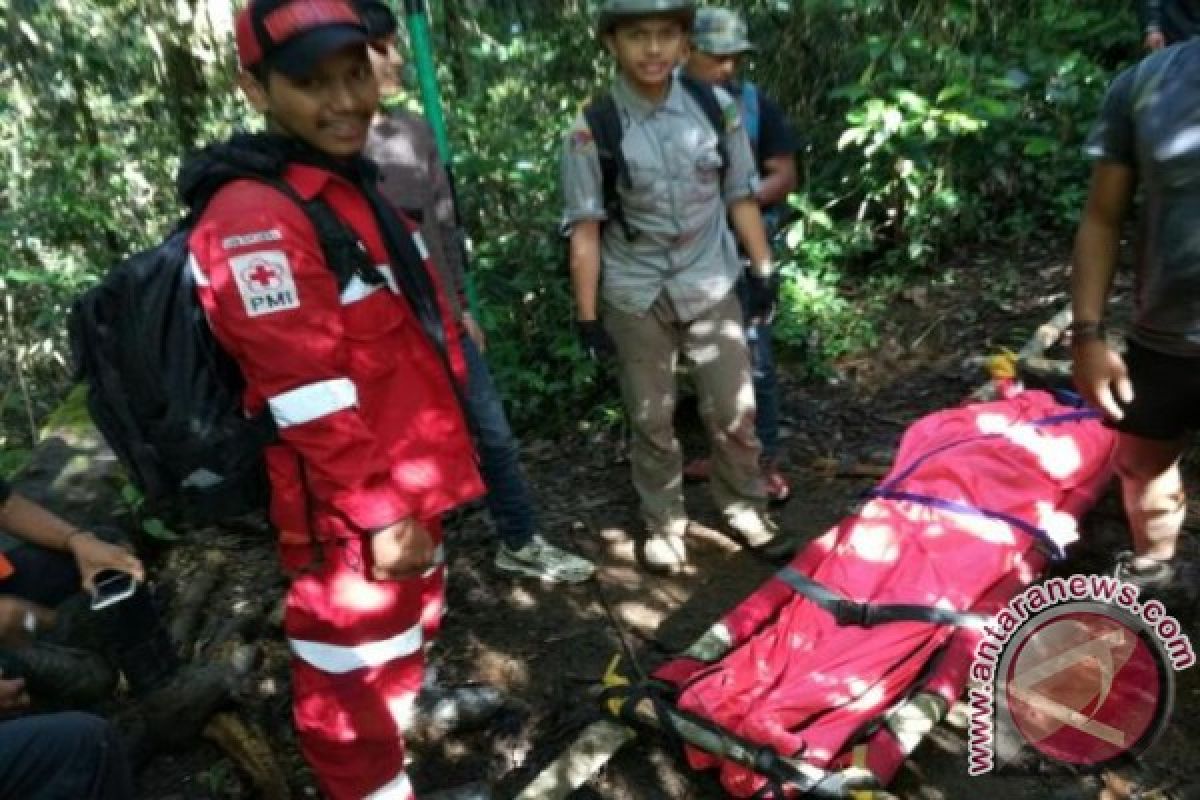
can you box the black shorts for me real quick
[1108,340,1200,440]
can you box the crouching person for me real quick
[0,478,232,766]
[186,1,485,796]
[0,601,133,800]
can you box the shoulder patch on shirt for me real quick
[221,229,283,250]
[230,250,300,317]
[569,128,596,154]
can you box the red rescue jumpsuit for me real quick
[189,162,484,800]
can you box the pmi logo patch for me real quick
[230,250,300,317]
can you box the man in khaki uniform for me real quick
[561,0,779,572]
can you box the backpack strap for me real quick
[252,177,382,293]
[678,73,730,191]
[740,81,761,152]
[583,93,639,242]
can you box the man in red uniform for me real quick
[184,1,484,796]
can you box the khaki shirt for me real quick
[366,109,466,319]
[560,75,758,322]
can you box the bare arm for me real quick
[755,154,797,209]
[728,198,771,273]
[1072,162,1135,324]
[1070,161,1137,420]
[0,492,144,587]
[569,221,603,319]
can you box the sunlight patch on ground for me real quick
[503,585,538,611]
[615,599,669,634]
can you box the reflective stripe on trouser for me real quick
[284,526,444,800]
[603,291,766,535]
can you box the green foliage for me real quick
[0,0,1139,438]
[119,483,180,542]
[441,15,618,426]
[737,0,1133,367]
[2,0,243,448]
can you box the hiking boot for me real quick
[414,684,508,737]
[725,508,779,550]
[0,643,117,708]
[683,457,711,483]
[643,531,687,574]
[117,663,235,765]
[422,782,493,800]
[495,534,595,583]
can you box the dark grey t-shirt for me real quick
[1085,42,1200,355]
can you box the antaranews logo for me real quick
[967,574,1195,775]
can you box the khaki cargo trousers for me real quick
[603,290,767,538]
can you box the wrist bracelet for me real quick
[1068,320,1106,342]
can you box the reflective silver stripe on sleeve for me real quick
[288,622,423,674]
[411,232,429,262]
[267,378,357,428]
[188,253,211,287]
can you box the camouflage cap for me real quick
[691,7,755,55]
[596,0,696,34]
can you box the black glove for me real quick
[577,319,616,361]
[743,270,781,322]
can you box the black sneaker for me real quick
[1113,551,1176,591]
[1113,551,1199,610]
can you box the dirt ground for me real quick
[137,249,1200,799]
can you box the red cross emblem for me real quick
[241,260,281,290]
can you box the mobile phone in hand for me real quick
[90,569,137,610]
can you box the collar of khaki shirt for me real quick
[610,73,690,124]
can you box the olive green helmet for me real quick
[596,0,696,35]
[692,7,755,55]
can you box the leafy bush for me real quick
[1,0,1140,442]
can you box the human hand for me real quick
[1144,30,1166,50]
[1072,340,1133,421]
[369,518,435,580]
[0,673,29,713]
[462,312,487,353]
[577,319,616,361]
[743,270,781,323]
[68,532,144,593]
[0,597,54,647]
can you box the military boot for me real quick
[0,642,118,708]
[116,663,234,766]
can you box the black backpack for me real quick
[583,74,729,241]
[69,176,375,523]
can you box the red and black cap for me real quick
[236,0,369,78]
